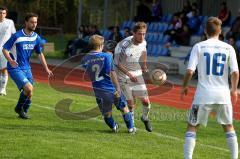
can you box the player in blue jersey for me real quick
[80,35,135,133]
[2,13,53,119]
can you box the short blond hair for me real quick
[133,22,147,33]
[205,17,222,37]
[89,35,104,50]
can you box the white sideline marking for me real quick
[1,97,229,152]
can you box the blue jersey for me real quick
[80,52,115,93]
[3,29,42,70]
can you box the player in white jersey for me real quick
[181,17,239,159]
[114,22,152,132]
[0,6,16,95]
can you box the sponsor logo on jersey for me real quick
[23,44,35,50]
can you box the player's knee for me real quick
[187,123,199,132]
[128,105,135,111]
[120,106,129,114]
[103,112,112,118]
[127,100,135,110]
[141,98,150,106]
[24,85,33,97]
[222,124,234,132]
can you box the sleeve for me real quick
[114,43,121,66]
[229,46,239,73]
[143,40,147,52]
[2,34,17,51]
[187,44,199,71]
[34,35,43,54]
[105,54,114,74]
[11,20,16,34]
[79,55,88,70]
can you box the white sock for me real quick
[142,104,151,121]
[0,73,2,89]
[2,74,8,91]
[130,111,134,124]
[226,131,238,159]
[184,131,196,159]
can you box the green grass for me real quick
[0,80,239,158]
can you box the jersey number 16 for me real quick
[204,52,226,76]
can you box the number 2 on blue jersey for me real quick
[92,64,104,81]
[204,52,226,76]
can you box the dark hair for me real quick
[221,2,227,6]
[0,6,8,13]
[25,12,38,22]
[103,40,117,53]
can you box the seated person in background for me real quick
[187,9,200,34]
[228,36,240,69]
[181,0,192,15]
[164,12,182,35]
[218,2,231,26]
[172,25,191,46]
[108,26,123,42]
[151,0,162,21]
[123,27,132,38]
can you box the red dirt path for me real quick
[31,63,240,120]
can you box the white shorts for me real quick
[188,104,233,127]
[119,75,148,100]
[0,50,7,69]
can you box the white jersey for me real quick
[188,38,239,104]
[114,36,147,81]
[0,18,15,49]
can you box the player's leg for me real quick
[8,69,32,119]
[133,76,152,132]
[120,82,136,124]
[114,94,135,133]
[103,111,119,133]
[0,52,8,96]
[218,104,238,159]
[95,91,118,132]
[139,96,152,132]
[22,69,34,113]
[184,124,199,159]
[222,124,238,159]
[184,104,210,159]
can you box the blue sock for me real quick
[23,98,32,113]
[15,91,27,110]
[123,112,134,129]
[104,116,116,129]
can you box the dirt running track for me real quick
[31,63,240,120]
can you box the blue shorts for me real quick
[94,89,127,115]
[8,68,33,91]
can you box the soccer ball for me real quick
[149,69,167,85]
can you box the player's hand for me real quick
[231,89,238,104]
[180,87,188,100]
[114,90,121,98]
[9,60,18,68]
[46,69,53,78]
[142,65,149,73]
[128,73,138,82]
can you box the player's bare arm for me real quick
[181,69,194,100]
[140,51,148,73]
[116,63,138,82]
[2,48,18,67]
[230,71,239,104]
[110,70,121,97]
[37,53,53,77]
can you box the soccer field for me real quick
[0,80,239,159]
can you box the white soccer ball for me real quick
[149,69,167,85]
